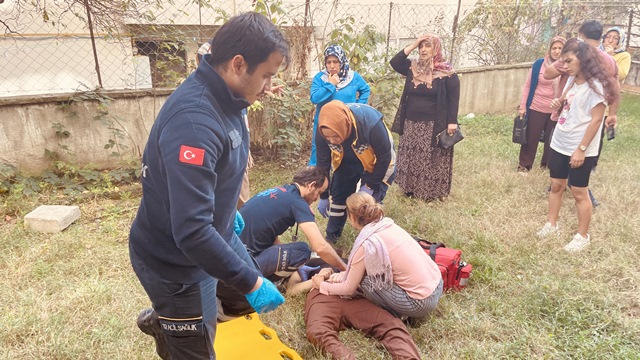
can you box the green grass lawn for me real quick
[1,93,639,359]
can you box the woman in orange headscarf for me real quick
[390,34,460,202]
[315,100,396,243]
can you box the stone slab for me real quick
[24,205,80,233]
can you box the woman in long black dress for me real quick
[390,34,460,202]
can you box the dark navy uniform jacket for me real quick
[129,60,260,294]
[239,184,315,254]
[316,103,396,197]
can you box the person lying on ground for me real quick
[292,260,422,360]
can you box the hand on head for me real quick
[415,34,430,46]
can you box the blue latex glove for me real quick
[244,277,285,314]
[358,184,374,197]
[297,264,321,282]
[234,211,245,236]
[317,198,330,218]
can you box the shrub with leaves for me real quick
[261,80,315,165]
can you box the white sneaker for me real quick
[564,233,590,252]
[537,222,559,238]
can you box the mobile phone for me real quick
[606,126,616,141]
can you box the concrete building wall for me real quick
[0,90,171,174]
[0,0,153,96]
[0,63,537,173]
[458,63,531,115]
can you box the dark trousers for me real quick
[130,235,257,359]
[518,109,557,170]
[326,162,391,241]
[254,242,311,283]
[304,290,421,360]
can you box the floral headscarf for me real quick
[410,34,455,88]
[546,36,566,65]
[603,27,627,53]
[324,44,350,81]
[322,45,356,90]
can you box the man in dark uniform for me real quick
[238,166,346,286]
[128,12,289,359]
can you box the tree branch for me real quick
[0,19,19,35]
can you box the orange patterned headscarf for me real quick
[318,100,353,142]
[410,34,454,88]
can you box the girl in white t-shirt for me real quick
[537,38,619,252]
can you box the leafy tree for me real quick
[324,16,402,126]
[455,0,632,66]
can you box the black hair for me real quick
[208,12,290,73]
[292,166,328,189]
[578,20,603,41]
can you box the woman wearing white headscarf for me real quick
[601,27,631,82]
[308,45,370,166]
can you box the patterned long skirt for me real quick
[396,120,454,202]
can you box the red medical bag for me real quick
[415,238,472,291]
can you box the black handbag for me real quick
[512,114,527,145]
[436,126,464,149]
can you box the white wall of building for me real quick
[0,0,152,97]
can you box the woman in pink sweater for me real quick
[517,36,566,172]
[311,192,443,322]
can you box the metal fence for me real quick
[1,0,639,97]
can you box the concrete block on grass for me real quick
[24,205,81,233]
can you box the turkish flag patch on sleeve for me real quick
[179,145,205,166]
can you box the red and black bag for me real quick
[415,238,472,291]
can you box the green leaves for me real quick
[52,123,71,139]
[253,0,289,26]
[260,80,314,166]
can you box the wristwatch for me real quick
[578,145,587,151]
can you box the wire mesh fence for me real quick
[1,0,639,97]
